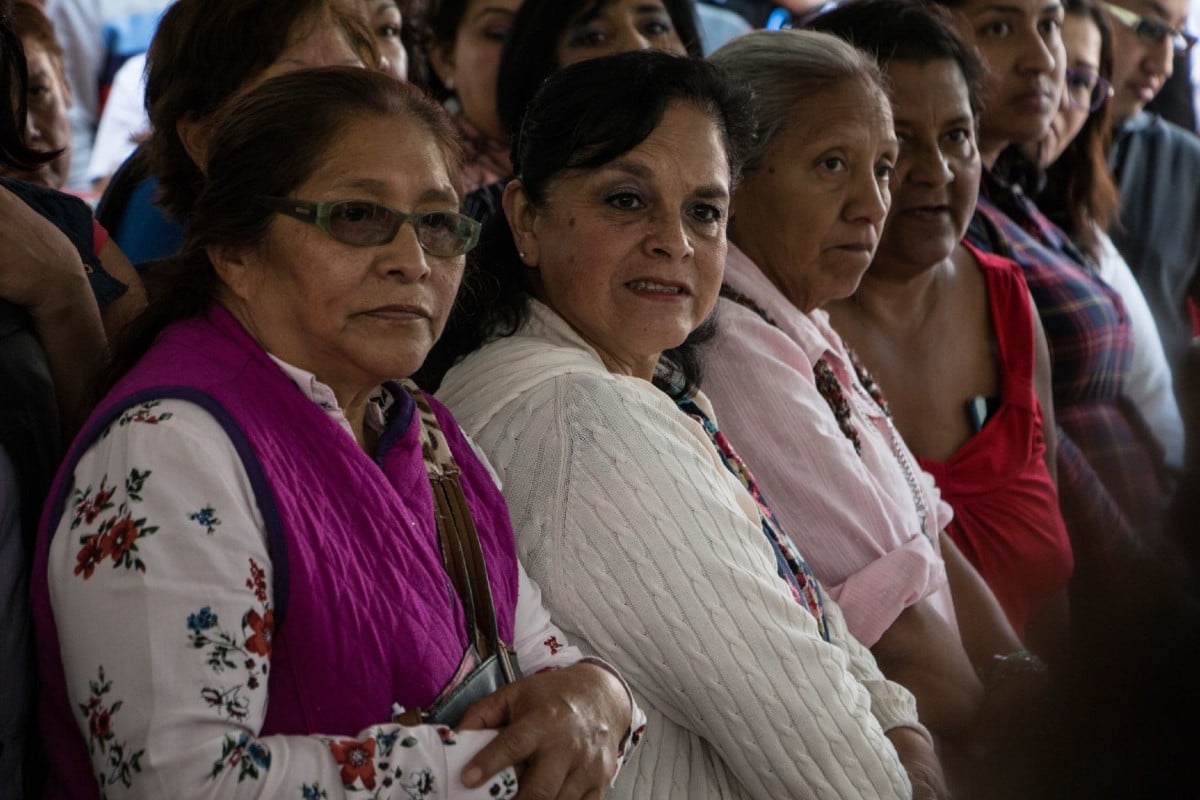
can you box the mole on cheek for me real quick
[568,216,576,228]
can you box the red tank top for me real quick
[916,243,1073,637]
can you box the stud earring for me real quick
[444,75,455,91]
[519,251,527,259]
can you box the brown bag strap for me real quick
[405,383,516,681]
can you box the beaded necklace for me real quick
[718,284,933,543]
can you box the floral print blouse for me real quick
[46,358,644,799]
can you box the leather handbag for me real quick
[394,386,520,728]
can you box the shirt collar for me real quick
[267,354,393,439]
[723,243,845,368]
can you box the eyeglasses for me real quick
[1102,2,1197,54]
[1064,67,1114,111]
[256,197,481,257]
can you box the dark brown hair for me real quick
[11,1,66,73]
[1037,0,1119,259]
[144,0,377,219]
[418,50,753,394]
[806,0,988,117]
[495,0,703,139]
[1,0,56,169]
[108,67,461,388]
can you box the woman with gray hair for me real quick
[704,28,1033,773]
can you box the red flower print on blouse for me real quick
[243,609,274,657]
[102,516,139,561]
[74,534,106,579]
[245,558,268,604]
[88,707,113,741]
[82,487,114,524]
[544,636,564,656]
[329,737,376,789]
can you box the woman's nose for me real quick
[646,210,695,260]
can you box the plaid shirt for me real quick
[967,171,1167,547]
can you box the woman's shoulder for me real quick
[439,303,668,429]
[1,176,99,262]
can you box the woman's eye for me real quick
[875,163,895,182]
[820,156,847,173]
[568,27,608,47]
[946,128,970,143]
[483,25,511,42]
[376,23,401,38]
[1038,17,1063,36]
[979,20,1011,37]
[606,191,644,210]
[642,19,673,37]
[690,203,724,224]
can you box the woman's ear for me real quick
[207,243,256,303]
[177,115,211,174]
[502,179,540,266]
[427,40,456,91]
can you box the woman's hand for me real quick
[458,661,632,800]
[885,726,949,800]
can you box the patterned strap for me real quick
[677,397,829,641]
[401,381,516,680]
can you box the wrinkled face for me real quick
[1107,0,1188,122]
[223,113,464,396]
[877,58,981,275]
[361,0,407,80]
[431,0,524,143]
[730,79,897,313]
[4,38,72,189]
[555,0,687,67]
[1040,12,1103,166]
[948,0,1066,158]
[511,101,730,379]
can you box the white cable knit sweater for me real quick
[439,300,926,800]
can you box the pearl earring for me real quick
[444,75,455,91]
[519,251,527,260]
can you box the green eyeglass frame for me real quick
[1102,2,1197,54]
[256,196,481,257]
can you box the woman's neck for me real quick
[978,129,1009,170]
[841,257,947,333]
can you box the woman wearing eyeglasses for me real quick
[927,0,1173,572]
[30,68,642,800]
[1104,0,1200,412]
[1018,0,1185,474]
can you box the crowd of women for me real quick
[2,0,1198,797]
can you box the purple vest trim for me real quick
[31,305,519,798]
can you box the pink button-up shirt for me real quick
[703,244,956,646]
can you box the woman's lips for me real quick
[625,278,690,297]
[1127,81,1158,103]
[899,205,951,219]
[361,304,431,321]
[1011,89,1055,113]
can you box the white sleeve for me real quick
[1095,230,1185,469]
[47,399,517,799]
[476,374,913,800]
[86,54,150,184]
[512,560,648,775]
